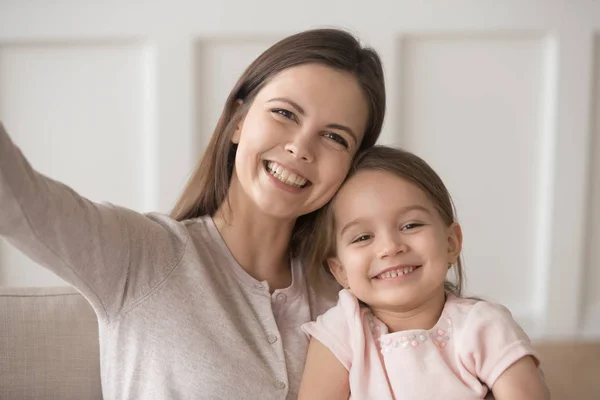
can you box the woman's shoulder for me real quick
[137,212,214,245]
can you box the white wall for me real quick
[0,0,599,340]
[584,36,600,338]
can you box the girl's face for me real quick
[328,170,462,312]
[229,63,369,221]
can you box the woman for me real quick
[0,28,385,399]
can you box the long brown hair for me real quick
[170,28,386,257]
[307,146,465,297]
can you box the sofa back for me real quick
[0,286,102,399]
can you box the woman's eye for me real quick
[271,108,297,122]
[324,132,349,149]
[351,234,372,244]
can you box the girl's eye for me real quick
[351,234,372,244]
[323,132,349,149]
[401,223,423,231]
[271,108,297,122]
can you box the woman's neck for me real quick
[370,288,447,333]
[212,199,295,292]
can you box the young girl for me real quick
[299,146,549,399]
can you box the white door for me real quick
[0,0,599,340]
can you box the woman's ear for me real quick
[327,257,349,289]
[232,100,244,144]
[447,223,463,264]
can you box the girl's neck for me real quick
[212,195,296,292]
[369,288,447,333]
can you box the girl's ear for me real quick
[447,223,463,264]
[327,257,349,288]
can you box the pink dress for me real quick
[302,290,540,399]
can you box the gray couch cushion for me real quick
[0,286,102,399]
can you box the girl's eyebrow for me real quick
[338,205,432,237]
[339,218,366,238]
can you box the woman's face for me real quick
[230,63,370,220]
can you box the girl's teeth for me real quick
[377,267,416,279]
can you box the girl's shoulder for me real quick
[445,294,511,311]
[444,295,524,342]
[308,289,367,329]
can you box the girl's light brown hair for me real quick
[170,28,386,257]
[307,145,465,297]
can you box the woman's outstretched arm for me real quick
[0,122,188,320]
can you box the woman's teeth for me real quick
[266,161,308,188]
[376,266,416,279]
